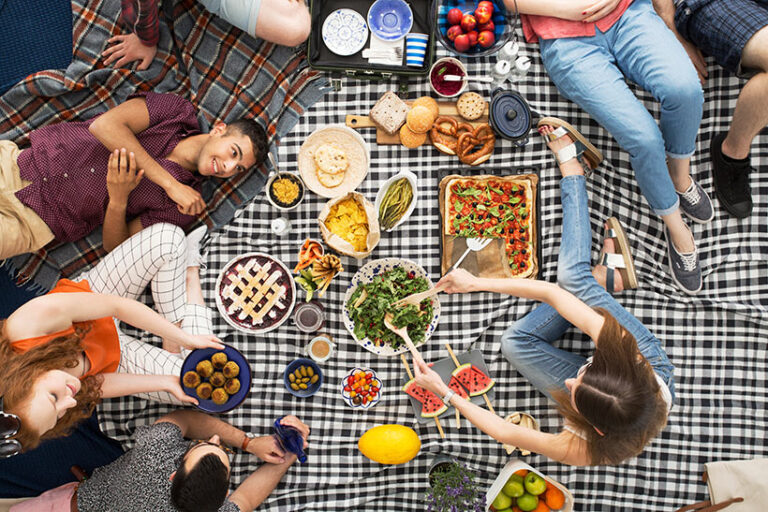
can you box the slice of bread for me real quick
[369,91,409,135]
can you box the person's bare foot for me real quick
[592,222,625,293]
[538,124,586,177]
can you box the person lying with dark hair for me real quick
[0,92,268,259]
[10,411,309,512]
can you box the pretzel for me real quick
[457,124,495,166]
[430,116,474,155]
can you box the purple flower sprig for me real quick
[426,462,486,512]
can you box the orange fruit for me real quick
[544,485,566,510]
[512,508,524,512]
[534,501,550,512]
[514,469,529,478]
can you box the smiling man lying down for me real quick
[0,92,268,258]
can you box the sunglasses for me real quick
[0,397,22,459]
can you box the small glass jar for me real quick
[270,217,291,236]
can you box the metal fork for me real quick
[450,237,493,271]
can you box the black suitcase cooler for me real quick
[308,0,437,89]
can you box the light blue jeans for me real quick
[500,176,676,402]
[199,0,263,35]
[539,0,703,216]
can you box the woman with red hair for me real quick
[0,217,219,454]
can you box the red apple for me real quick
[467,30,478,47]
[453,33,471,52]
[446,7,463,26]
[478,1,494,13]
[477,20,495,32]
[446,25,464,41]
[460,13,477,32]
[478,29,495,48]
[474,5,492,24]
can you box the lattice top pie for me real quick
[217,254,294,332]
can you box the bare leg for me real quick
[667,157,693,194]
[721,26,768,159]
[253,0,311,46]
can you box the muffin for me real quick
[211,352,228,370]
[224,378,241,395]
[196,383,213,400]
[209,372,226,388]
[211,388,229,405]
[182,371,201,388]
[222,361,240,379]
[195,360,214,378]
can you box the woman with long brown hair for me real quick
[0,217,220,454]
[413,119,674,465]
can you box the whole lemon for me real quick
[358,424,421,465]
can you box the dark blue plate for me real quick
[283,358,323,398]
[367,0,413,42]
[180,344,251,413]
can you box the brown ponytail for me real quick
[552,310,668,465]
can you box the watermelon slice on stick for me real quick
[400,354,446,438]
[452,363,495,397]
[446,343,496,415]
[402,379,447,418]
[448,375,471,400]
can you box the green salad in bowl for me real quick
[343,259,441,356]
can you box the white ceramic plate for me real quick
[322,9,369,56]
[298,124,370,198]
[215,252,296,334]
[342,258,440,356]
[374,170,418,232]
[340,367,382,409]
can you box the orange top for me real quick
[10,279,120,376]
[522,0,632,43]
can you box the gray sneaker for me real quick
[664,228,702,295]
[677,178,714,224]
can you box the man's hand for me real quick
[107,149,144,206]
[103,33,157,70]
[246,436,288,464]
[279,416,310,448]
[167,181,206,216]
[679,37,708,84]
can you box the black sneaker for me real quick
[664,227,702,295]
[677,177,714,224]
[710,132,753,218]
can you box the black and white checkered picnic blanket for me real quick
[98,41,768,511]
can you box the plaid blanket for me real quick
[97,41,768,511]
[0,0,328,293]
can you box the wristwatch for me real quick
[441,389,455,405]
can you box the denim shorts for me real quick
[675,0,768,76]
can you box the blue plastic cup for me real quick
[405,33,429,67]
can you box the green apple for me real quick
[491,492,512,510]
[524,472,547,496]
[510,473,524,484]
[502,477,525,498]
[516,493,539,512]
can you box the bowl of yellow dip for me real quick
[267,172,305,211]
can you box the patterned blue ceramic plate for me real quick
[342,258,441,356]
[340,367,382,409]
[180,344,251,413]
[322,9,369,56]
[367,0,413,42]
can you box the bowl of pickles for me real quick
[375,170,418,232]
[283,358,323,397]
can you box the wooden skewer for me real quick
[445,343,496,416]
[444,343,463,428]
[401,354,445,439]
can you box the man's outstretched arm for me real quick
[88,97,205,215]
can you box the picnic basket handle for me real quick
[674,497,744,512]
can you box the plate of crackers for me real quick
[298,125,370,198]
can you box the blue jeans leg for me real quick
[539,0,703,216]
[501,176,676,400]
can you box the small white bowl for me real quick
[429,57,468,98]
[266,172,306,211]
[374,170,418,232]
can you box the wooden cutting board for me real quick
[345,100,490,144]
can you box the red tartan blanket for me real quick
[0,0,327,292]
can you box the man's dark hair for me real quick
[226,118,268,169]
[170,453,229,512]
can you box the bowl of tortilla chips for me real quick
[318,192,380,258]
